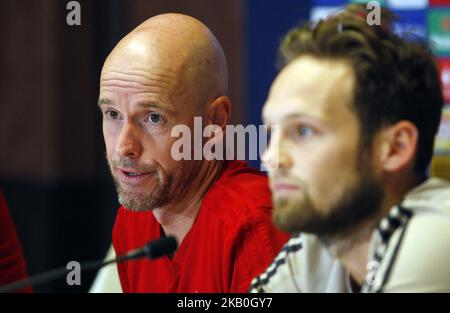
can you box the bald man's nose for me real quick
[116,122,143,159]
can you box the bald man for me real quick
[98,14,289,292]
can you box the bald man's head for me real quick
[101,13,228,110]
[99,14,232,212]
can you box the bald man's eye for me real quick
[144,113,166,125]
[105,110,120,120]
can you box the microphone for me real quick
[0,236,177,293]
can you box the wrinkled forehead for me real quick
[263,56,356,126]
[99,36,193,107]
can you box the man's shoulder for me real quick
[402,177,450,213]
[250,234,346,293]
[200,161,287,252]
[204,162,272,230]
[381,208,450,292]
[375,179,450,292]
[207,161,271,210]
[395,177,450,262]
[215,160,269,189]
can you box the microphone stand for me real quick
[0,236,177,293]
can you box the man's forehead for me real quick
[274,56,354,96]
[100,66,179,88]
[264,56,355,124]
[101,30,187,80]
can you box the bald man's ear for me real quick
[207,96,231,130]
[377,121,419,173]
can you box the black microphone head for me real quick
[144,236,178,259]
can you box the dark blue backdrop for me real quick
[245,0,312,170]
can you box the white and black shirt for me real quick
[250,178,450,293]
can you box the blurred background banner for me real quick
[0,0,448,292]
[309,1,450,175]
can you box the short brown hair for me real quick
[279,4,444,176]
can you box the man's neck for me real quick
[325,192,406,288]
[324,174,421,288]
[324,220,375,288]
[152,159,225,246]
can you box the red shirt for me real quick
[0,190,31,292]
[112,161,289,292]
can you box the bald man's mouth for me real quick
[117,167,156,186]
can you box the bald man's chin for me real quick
[117,190,167,212]
[113,179,170,211]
